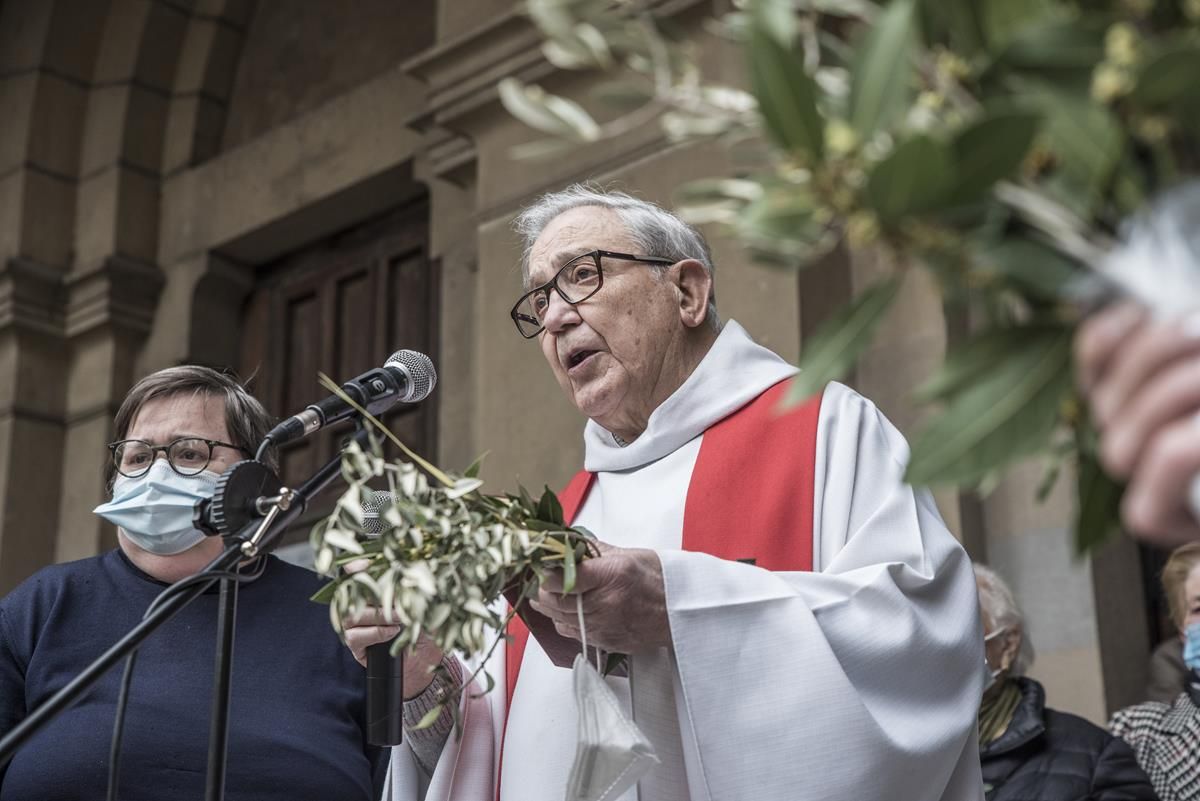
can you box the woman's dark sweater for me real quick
[0,549,384,800]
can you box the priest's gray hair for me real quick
[513,184,721,331]
[974,563,1035,676]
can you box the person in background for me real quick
[1111,542,1200,800]
[1146,635,1188,706]
[0,366,384,801]
[1075,302,1200,546]
[1143,544,1200,705]
[974,564,1156,801]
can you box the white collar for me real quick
[583,320,798,472]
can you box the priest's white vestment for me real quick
[385,320,986,801]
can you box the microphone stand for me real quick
[0,425,372,801]
[206,572,239,801]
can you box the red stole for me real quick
[498,378,821,783]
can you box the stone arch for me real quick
[0,0,258,584]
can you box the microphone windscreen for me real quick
[361,490,397,536]
[385,350,437,403]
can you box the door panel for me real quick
[239,198,436,549]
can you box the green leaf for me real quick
[589,80,654,112]
[992,19,1104,71]
[748,0,796,48]
[542,485,564,525]
[920,0,984,53]
[414,704,445,731]
[733,188,837,267]
[463,451,488,479]
[847,0,916,139]
[973,237,1079,300]
[497,78,600,142]
[785,277,902,404]
[525,519,567,532]
[518,485,536,513]
[747,23,825,162]
[1035,453,1063,502]
[979,0,1060,53]
[675,178,765,206]
[947,111,1041,204]
[535,486,564,525]
[447,477,484,499]
[905,329,1072,486]
[1074,446,1124,554]
[1027,86,1123,214]
[865,135,955,223]
[915,327,1047,402]
[310,580,337,605]
[561,536,578,594]
[1133,45,1200,108]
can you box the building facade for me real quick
[0,0,1158,724]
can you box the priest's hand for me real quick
[529,542,672,654]
[1076,301,1200,545]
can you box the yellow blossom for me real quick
[846,211,879,248]
[1091,63,1132,103]
[1060,397,1081,425]
[1104,23,1139,66]
[825,119,858,157]
[934,49,971,81]
[917,90,945,111]
[1136,115,1171,142]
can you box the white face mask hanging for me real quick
[565,595,659,801]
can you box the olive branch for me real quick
[498,0,1200,551]
[307,373,600,729]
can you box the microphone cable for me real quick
[106,556,268,801]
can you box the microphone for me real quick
[362,490,397,536]
[262,350,436,448]
[361,490,403,745]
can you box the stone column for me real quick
[0,258,68,591]
[55,256,163,562]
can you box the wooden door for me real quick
[239,198,437,548]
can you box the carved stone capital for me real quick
[0,258,68,339]
[65,255,166,339]
[403,0,710,131]
[403,11,547,131]
[421,127,478,186]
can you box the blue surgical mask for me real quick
[1184,622,1200,673]
[94,459,220,555]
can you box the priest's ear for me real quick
[674,259,714,330]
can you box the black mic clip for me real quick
[194,461,284,539]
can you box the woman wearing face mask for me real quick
[974,564,1156,801]
[1111,543,1200,800]
[0,366,384,801]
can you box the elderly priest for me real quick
[348,184,986,801]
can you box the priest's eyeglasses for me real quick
[109,437,247,478]
[510,250,675,338]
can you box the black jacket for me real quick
[981,678,1158,801]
